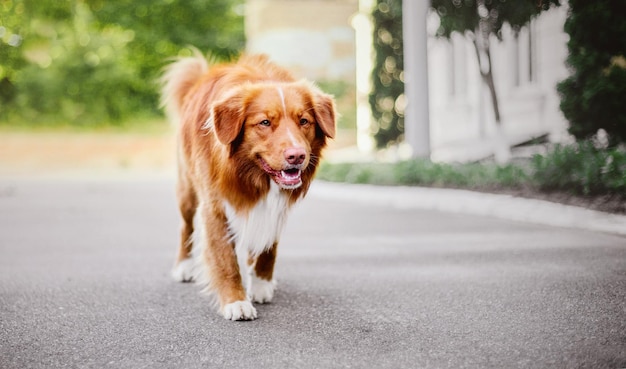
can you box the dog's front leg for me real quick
[201,204,257,321]
[247,243,278,304]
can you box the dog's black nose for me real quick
[284,147,306,165]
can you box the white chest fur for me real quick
[223,182,291,256]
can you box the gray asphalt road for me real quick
[1,179,625,369]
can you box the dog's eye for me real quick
[259,119,271,127]
[299,118,309,126]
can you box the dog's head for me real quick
[208,81,336,190]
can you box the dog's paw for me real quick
[171,258,195,283]
[222,300,257,321]
[248,275,277,304]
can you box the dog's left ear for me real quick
[313,91,337,139]
[210,89,246,145]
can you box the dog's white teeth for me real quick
[281,170,301,179]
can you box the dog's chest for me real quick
[223,183,291,255]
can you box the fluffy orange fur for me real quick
[161,53,336,320]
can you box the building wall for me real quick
[245,0,358,82]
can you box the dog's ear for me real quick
[313,90,337,139]
[210,89,246,145]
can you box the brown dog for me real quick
[160,53,336,320]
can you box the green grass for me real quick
[318,142,626,199]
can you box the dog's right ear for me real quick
[210,89,245,145]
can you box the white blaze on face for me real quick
[277,86,300,147]
[286,127,299,147]
[276,87,287,117]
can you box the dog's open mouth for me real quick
[259,158,303,189]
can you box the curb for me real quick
[309,181,626,237]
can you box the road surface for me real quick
[1,178,625,368]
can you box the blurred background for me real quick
[0,0,624,209]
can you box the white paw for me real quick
[222,300,257,321]
[171,258,195,282]
[247,274,277,304]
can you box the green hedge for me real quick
[318,142,626,199]
[532,142,626,196]
[557,0,626,145]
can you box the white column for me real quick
[353,0,376,153]
[402,0,431,158]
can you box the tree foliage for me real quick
[432,0,560,40]
[369,0,404,149]
[0,0,244,125]
[557,0,626,146]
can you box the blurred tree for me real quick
[4,2,145,123]
[557,0,626,146]
[86,0,244,111]
[431,0,560,162]
[369,0,404,149]
[0,0,68,117]
[0,0,244,125]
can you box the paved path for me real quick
[1,179,625,368]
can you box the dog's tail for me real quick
[160,50,209,125]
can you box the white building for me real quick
[426,3,571,162]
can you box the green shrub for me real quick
[557,0,626,145]
[532,143,626,196]
[318,159,529,190]
[318,142,624,199]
